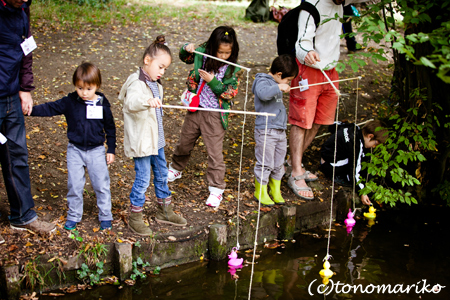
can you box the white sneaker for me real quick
[205,186,224,208]
[168,163,182,182]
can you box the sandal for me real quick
[287,175,314,200]
[303,171,318,182]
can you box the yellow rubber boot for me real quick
[254,178,275,207]
[268,178,285,205]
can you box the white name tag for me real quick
[0,133,7,144]
[299,79,309,92]
[86,105,103,119]
[21,36,37,56]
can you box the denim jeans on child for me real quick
[130,147,171,207]
[66,143,113,222]
[0,93,38,225]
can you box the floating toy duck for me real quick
[363,206,377,220]
[319,260,333,279]
[345,209,356,227]
[228,247,243,267]
[345,209,356,234]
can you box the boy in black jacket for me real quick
[320,120,387,206]
[31,62,116,230]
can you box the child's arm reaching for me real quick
[179,43,196,64]
[253,79,288,101]
[147,97,162,108]
[278,84,291,93]
[360,194,371,206]
[30,96,67,117]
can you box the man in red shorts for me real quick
[288,0,362,200]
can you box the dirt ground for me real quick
[0,8,392,267]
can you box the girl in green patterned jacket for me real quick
[168,26,241,208]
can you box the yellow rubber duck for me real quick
[364,206,377,219]
[319,260,333,279]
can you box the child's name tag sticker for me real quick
[21,36,37,56]
[86,105,103,119]
[0,133,7,144]
[299,79,309,92]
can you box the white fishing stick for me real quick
[290,76,362,90]
[320,68,341,96]
[162,104,276,117]
[192,50,251,72]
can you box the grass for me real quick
[31,0,287,29]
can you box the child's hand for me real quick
[360,195,371,206]
[278,84,291,93]
[147,97,162,108]
[198,69,214,83]
[184,43,195,53]
[106,153,115,165]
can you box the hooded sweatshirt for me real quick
[252,73,287,130]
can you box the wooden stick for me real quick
[192,50,251,72]
[290,76,362,90]
[314,119,374,139]
[162,104,276,117]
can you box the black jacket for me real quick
[31,91,116,154]
[320,123,367,192]
[0,0,34,97]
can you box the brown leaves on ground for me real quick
[0,4,387,268]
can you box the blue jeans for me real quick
[66,143,113,222]
[130,147,171,207]
[0,93,37,225]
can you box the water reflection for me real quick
[41,206,450,299]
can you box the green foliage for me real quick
[360,89,441,207]
[21,257,55,290]
[68,230,83,242]
[70,231,108,286]
[33,0,257,28]
[432,180,450,205]
[130,257,151,281]
[343,0,450,83]
[77,262,104,286]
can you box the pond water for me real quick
[41,206,450,300]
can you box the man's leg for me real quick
[289,124,321,198]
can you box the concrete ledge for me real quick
[0,198,346,299]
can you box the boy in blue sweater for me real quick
[253,55,298,206]
[31,62,116,230]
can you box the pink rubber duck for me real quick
[344,209,356,227]
[345,209,356,234]
[228,247,243,267]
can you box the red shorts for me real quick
[288,59,339,129]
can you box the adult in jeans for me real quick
[288,0,364,200]
[0,0,56,240]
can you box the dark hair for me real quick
[142,35,172,62]
[72,62,101,87]
[362,120,388,144]
[203,26,239,76]
[270,54,299,79]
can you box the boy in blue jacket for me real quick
[253,55,298,206]
[31,62,116,230]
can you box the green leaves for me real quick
[130,257,151,281]
[359,89,444,207]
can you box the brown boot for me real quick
[10,219,56,234]
[128,211,153,236]
[155,199,187,227]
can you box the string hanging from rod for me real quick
[247,115,269,300]
[186,50,254,254]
